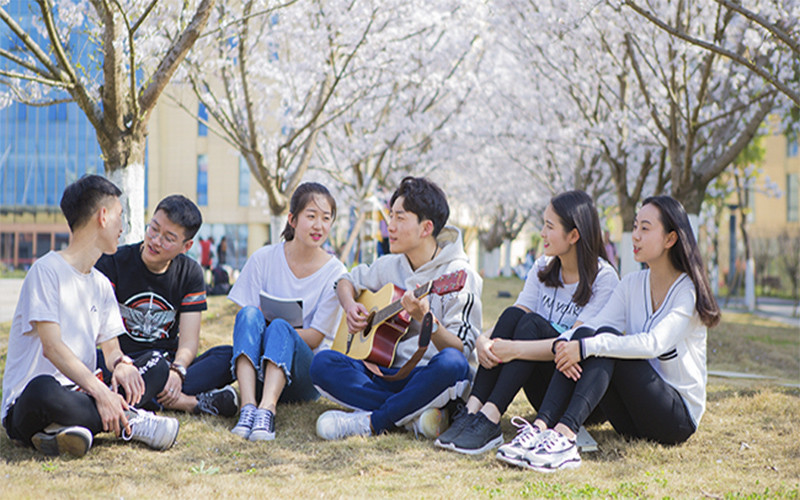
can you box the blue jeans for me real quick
[310,347,471,433]
[231,306,319,403]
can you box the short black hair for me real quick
[154,195,203,240]
[390,176,449,237]
[60,174,122,231]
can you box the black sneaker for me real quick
[31,425,93,457]
[194,385,239,417]
[434,405,475,449]
[448,412,503,455]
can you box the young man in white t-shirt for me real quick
[1,175,179,457]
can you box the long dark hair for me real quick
[537,190,609,306]
[281,182,337,241]
[641,196,721,328]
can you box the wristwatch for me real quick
[170,362,187,383]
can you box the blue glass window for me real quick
[198,103,208,137]
[197,154,209,206]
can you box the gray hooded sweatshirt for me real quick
[338,225,482,368]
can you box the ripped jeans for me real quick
[231,306,319,403]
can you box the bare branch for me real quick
[138,0,216,116]
[713,0,799,56]
[623,0,800,106]
[0,69,73,87]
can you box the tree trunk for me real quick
[98,129,148,244]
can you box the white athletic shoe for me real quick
[405,407,449,439]
[523,429,581,472]
[122,408,179,451]
[496,416,545,467]
[316,410,372,440]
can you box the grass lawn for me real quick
[0,277,798,498]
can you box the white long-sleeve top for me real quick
[560,269,707,426]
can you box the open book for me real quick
[259,291,303,329]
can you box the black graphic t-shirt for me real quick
[95,242,207,353]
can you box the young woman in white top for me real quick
[499,195,721,472]
[227,183,345,441]
[436,190,619,454]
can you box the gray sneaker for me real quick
[194,385,239,417]
[122,408,179,451]
[32,424,93,457]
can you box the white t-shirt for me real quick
[563,270,708,426]
[514,255,619,331]
[2,252,126,420]
[227,243,346,352]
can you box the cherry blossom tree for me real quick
[0,0,215,241]
[622,0,799,107]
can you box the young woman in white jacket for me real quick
[498,195,721,472]
[436,190,618,455]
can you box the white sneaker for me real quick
[31,424,93,457]
[523,429,581,472]
[122,408,179,451]
[405,407,449,439]
[496,416,545,467]
[316,410,372,440]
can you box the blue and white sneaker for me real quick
[248,408,276,441]
[231,403,257,439]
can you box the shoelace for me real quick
[235,405,257,430]
[195,392,219,415]
[539,430,567,452]
[252,410,274,432]
[122,409,157,441]
[508,416,541,449]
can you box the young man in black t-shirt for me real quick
[96,195,236,417]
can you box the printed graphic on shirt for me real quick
[540,292,582,331]
[119,292,177,343]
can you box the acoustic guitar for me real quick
[331,270,467,367]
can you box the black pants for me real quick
[3,352,168,446]
[536,326,696,445]
[470,308,605,424]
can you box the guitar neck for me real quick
[373,281,433,325]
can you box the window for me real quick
[788,174,799,222]
[197,154,209,206]
[238,156,250,206]
[48,103,67,121]
[198,103,208,137]
[788,135,799,158]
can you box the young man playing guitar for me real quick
[311,176,483,440]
